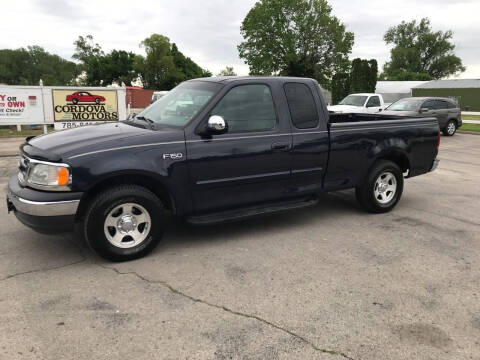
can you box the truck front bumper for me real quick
[6,175,83,234]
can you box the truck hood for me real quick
[328,105,366,113]
[26,122,184,161]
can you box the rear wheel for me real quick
[84,185,165,261]
[355,160,404,213]
[443,120,457,136]
[95,98,101,104]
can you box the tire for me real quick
[95,98,101,105]
[72,98,78,104]
[355,160,404,213]
[84,185,165,261]
[442,120,456,136]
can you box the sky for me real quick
[1,0,479,78]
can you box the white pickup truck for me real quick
[328,93,385,114]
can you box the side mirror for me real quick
[206,115,228,134]
[419,108,429,113]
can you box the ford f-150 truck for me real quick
[6,77,440,261]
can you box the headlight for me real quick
[24,160,71,191]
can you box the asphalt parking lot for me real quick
[1,134,479,360]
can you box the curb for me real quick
[457,131,480,136]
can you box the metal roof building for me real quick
[412,79,480,111]
[375,81,428,105]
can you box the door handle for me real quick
[271,142,290,151]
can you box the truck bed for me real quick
[329,112,417,123]
[324,114,439,191]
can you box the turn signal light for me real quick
[57,167,70,186]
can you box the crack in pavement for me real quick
[0,258,87,282]
[97,263,355,360]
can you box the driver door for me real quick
[185,83,292,213]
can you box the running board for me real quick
[187,196,319,225]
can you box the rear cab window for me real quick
[284,83,319,129]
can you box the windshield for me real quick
[339,95,368,107]
[386,98,423,111]
[137,81,221,127]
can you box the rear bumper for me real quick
[430,158,440,172]
[6,175,83,233]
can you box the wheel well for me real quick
[377,152,410,173]
[76,174,175,221]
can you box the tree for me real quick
[382,18,465,80]
[136,34,179,89]
[0,46,78,85]
[136,35,212,90]
[350,58,377,93]
[238,0,354,88]
[73,35,105,85]
[331,72,350,105]
[100,50,138,86]
[217,66,237,77]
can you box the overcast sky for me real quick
[2,0,479,78]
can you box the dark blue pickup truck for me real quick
[7,77,440,261]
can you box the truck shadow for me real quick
[68,190,367,258]
[156,190,365,252]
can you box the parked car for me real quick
[382,97,462,136]
[66,91,105,105]
[328,93,385,114]
[7,77,440,261]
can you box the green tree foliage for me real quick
[331,72,350,105]
[73,35,137,86]
[0,46,78,85]
[135,35,211,89]
[136,34,177,90]
[349,58,378,93]
[382,18,465,80]
[100,50,138,86]
[238,0,354,88]
[217,66,237,76]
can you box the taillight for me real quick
[437,131,441,150]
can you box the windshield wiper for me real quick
[135,116,154,124]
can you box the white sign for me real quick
[54,121,110,131]
[0,88,44,125]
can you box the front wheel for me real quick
[84,185,165,261]
[355,160,404,213]
[442,120,456,136]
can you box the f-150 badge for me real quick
[163,153,183,160]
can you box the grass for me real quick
[462,115,480,121]
[0,126,50,138]
[458,123,480,132]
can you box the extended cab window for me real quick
[211,84,277,133]
[366,96,381,107]
[284,83,319,129]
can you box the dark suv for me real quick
[382,97,462,136]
